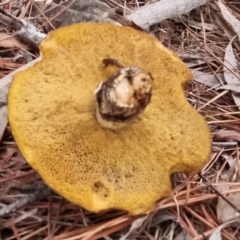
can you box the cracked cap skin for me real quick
[8,23,211,215]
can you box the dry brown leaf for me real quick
[218,1,240,41]
[150,210,176,227]
[209,219,238,240]
[223,39,240,109]
[45,0,53,5]
[220,154,237,182]
[218,83,240,93]
[119,215,148,240]
[186,59,206,68]
[192,70,222,88]
[224,39,239,84]
[221,154,237,178]
[0,33,29,50]
[212,10,240,51]
[214,130,240,142]
[174,231,192,240]
[216,184,240,222]
[0,105,7,140]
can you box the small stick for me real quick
[0,7,23,30]
[0,7,45,48]
[212,142,238,147]
[198,172,240,214]
[0,185,51,216]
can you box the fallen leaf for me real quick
[216,184,240,222]
[119,215,148,240]
[0,33,29,50]
[221,154,237,172]
[214,130,240,142]
[14,49,34,63]
[45,0,53,5]
[174,231,192,240]
[209,219,237,240]
[192,70,222,88]
[220,154,237,181]
[223,38,240,109]
[218,84,240,93]
[212,10,240,51]
[186,60,206,68]
[218,1,240,41]
[224,39,240,84]
[0,105,7,140]
[150,210,176,227]
[150,210,192,240]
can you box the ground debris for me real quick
[0,0,240,239]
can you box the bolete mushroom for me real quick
[8,23,211,215]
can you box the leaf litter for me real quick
[214,130,240,142]
[0,33,29,50]
[217,0,240,42]
[1,0,240,239]
[222,37,240,109]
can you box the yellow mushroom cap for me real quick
[8,23,211,215]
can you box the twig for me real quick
[212,142,238,147]
[0,7,22,29]
[198,172,240,214]
[0,7,45,48]
[0,185,51,216]
[127,0,210,29]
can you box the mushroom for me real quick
[8,23,211,215]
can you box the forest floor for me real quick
[0,0,240,239]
